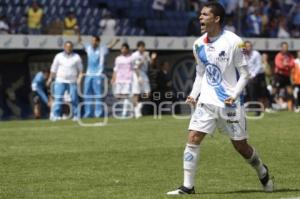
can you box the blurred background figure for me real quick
[292,51,300,112]
[63,10,78,35]
[47,41,83,121]
[261,53,275,112]
[26,1,43,34]
[131,41,151,118]
[244,41,269,114]
[273,42,295,111]
[152,0,168,19]
[111,43,134,118]
[0,14,10,34]
[78,33,119,118]
[156,61,173,112]
[31,69,51,119]
[99,11,116,36]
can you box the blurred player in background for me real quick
[131,41,151,118]
[292,50,300,112]
[167,2,273,195]
[244,40,269,113]
[111,43,134,117]
[274,42,295,111]
[31,69,51,119]
[78,33,119,118]
[47,41,83,121]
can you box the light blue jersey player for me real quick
[31,69,50,118]
[78,34,119,118]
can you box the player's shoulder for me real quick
[252,50,261,57]
[115,54,123,61]
[131,51,139,57]
[55,52,65,59]
[193,33,207,48]
[222,30,244,46]
[72,52,81,60]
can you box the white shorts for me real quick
[113,83,131,95]
[188,103,248,140]
[132,72,151,94]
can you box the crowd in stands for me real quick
[0,0,299,37]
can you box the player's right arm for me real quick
[47,54,59,87]
[111,58,118,85]
[186,44,205,106]
[77,31,85,49]
[225,39,251,106]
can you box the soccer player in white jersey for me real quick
[131,41,151,118]
[167,2,273,195]
[47,41,83,121]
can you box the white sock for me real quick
[122,99,129,117]
[183,143,200,189]
[247,148,267,179]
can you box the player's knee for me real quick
[188,130,205,145]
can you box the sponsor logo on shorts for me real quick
[184,152,193,161]
[226,120,239,123]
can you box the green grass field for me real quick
[0,112,300,199]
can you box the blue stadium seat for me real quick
[81,0,89,7]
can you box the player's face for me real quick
[281,43,288,53]
[138,45,145,53]
[121,46,129,55]
[91,37,99,47]
[199,7,219,34]
[245,42,252,52]
[64,43,73,54]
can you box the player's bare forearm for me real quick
[46,72,55,87]
[107,38,120,49]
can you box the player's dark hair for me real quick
[137,41,145,47]
[280,41,288,47]
[203,1,225,25]
[122,43,129,49]
[92,35,100,42]
[64,41,73,47]
[42,69,50,73]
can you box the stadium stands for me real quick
[0,0,299,37]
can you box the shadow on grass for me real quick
[198,188,300,195]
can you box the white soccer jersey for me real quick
[50,52,83,83]
[191,30,248,108]
[131,51,150,74]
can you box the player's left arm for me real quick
[225,41,251,106]
[106,38,120,49]
[77,55,84,85]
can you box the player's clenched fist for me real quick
[185,96,196,107]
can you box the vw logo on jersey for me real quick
[206,64,222,86]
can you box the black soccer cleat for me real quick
[166,186,195,195]
[259,164,274,192]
